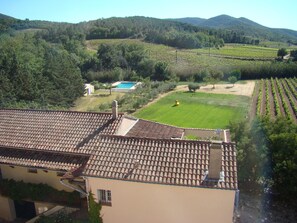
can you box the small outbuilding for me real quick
[84,84,95,96]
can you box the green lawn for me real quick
[71,90,124,112]
[134,91,250,129]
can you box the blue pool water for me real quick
[116,82,136,89]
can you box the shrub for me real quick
[88,192,103,223]
[0,179,81,206]
[188,83,200,92]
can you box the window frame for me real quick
[97,189,112,206]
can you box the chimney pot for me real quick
[112,100,118,119]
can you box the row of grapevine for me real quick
[265,79,271,117]
[275,78,292,121]
[270,78,281,117]
[283,79,297,116]
[253,77,297,123]
[286,78,297,99]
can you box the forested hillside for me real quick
[0,33,84,108]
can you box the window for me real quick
[28,168,37,174]
[98,189,112,206]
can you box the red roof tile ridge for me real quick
[0,145,92,157]
[182,126,228,131]
[97,134,235,145]
[0,108,124,116]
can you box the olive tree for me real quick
[277,48,287,60]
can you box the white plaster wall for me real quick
[88,177,235,223]
[116,117,138,135]
[1,165,73,192]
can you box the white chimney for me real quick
[208,142,222,179]
[112,100,118,119]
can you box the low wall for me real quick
[183,128,228,141]
[0,195,16,221]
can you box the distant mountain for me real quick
[2,11,297,44]
[171,15,297,42]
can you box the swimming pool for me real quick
[112,81,141,92]
[116,82,136,89]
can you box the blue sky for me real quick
[1,0,297,30]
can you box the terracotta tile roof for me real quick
[0,109,238,190]
[0,146,89,171]
[83,135,238,190]
[0,109,123,153]
[126,119,184,139]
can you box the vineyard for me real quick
[252,77,297,123]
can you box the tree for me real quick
[227,119,269,191]
[105,83,113,95]
[290,50,297,61]
[277,48,287,59]
[152,61,172,81]
[97,44,120,70]
[262,118,297,199]
[228,76,237,87]
[88,192,103,223]
[203,70,223,89]
[229,70,241,80]
[137,58,155,78]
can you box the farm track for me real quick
[250,81,259,120]
[201,53,274,61]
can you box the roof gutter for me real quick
[59,178,88,197]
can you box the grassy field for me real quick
[259,41,297,49]
[86,39,272,74]
[194,44,278,58]
[71,90,124,112]
[134,91,250,129]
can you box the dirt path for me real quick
[260,80,266,116]
[250,81,259,120]
[167,81,255,97]
[197,81,255,96]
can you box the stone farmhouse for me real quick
[0,101,238,223]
